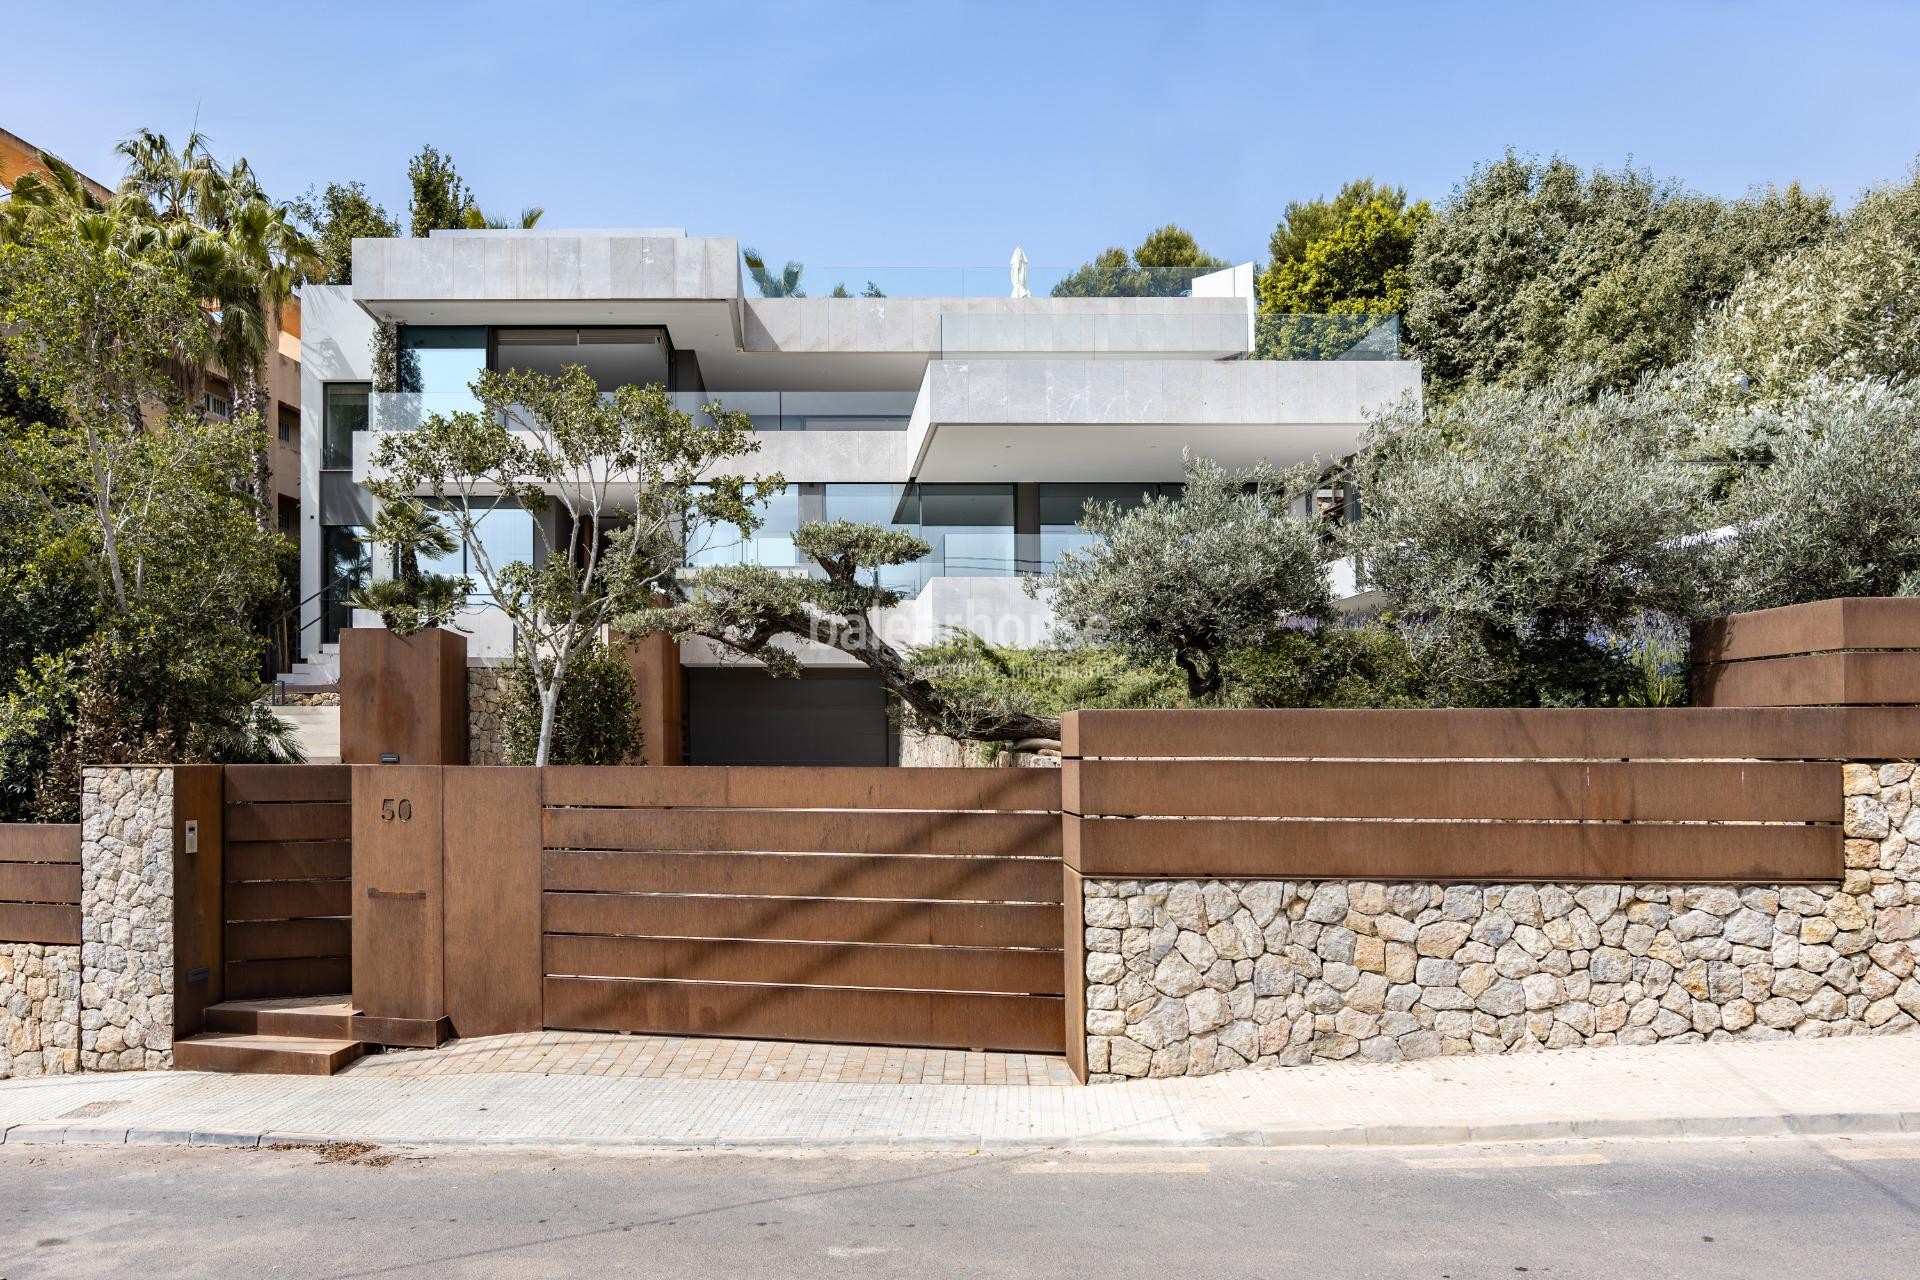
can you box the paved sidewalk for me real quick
[351,1031,1079,1085]
[1,1035,1918,1152]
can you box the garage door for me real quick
[685,669,896,766]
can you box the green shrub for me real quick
[503,641,644,766]
[1223,622,1432,708]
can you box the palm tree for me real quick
[461,204,546,230]
[742,247,805,297]
[113,131,320,418]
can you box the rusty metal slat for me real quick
[222,956,352,1000]
[224,918,351,962]
[1692,597,1920,663]
[543,933,1063,996]
[542,807,1060,857]
[0,824,81,862]
[1692,651,1920,707]
[543,765,1060,813]
[543,891,1063,950]
[222,765,352,804]
[0,902,80,945]
[1068,759,1840,822]
[0,862,81,905]
[1060,706,1920,760]
[1064,816,1841,883]
[223,841,352,883]
[223,802,351,842]
[542,848,1061,904]
[224,880,353,922]
[542,976,1066,1054]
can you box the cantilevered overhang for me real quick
[349,232,745,350]
[906,358,1423,481]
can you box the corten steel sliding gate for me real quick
[539,767,1067,1053]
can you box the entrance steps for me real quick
[175,995,450,1076]
[173,1032,363,1076]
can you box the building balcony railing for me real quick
[367,389,915,436]
[671,390,915,432]
[743,262,1230,300]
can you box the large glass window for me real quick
[494,328,670,391]
[824,484,919,591]
[321,524,370,644]
[399,326,488,406]
[1038,482,1180,571]
[687,485,802,569]
[412,503,535,599]
[915,484,1016,579]
[321,383,369,470]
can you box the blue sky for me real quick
[8,0,1918,271]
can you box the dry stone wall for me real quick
[468,664,509,765]
[1080,762,1920,1080]
[0,943,80,1077]
[78,767,175,1071]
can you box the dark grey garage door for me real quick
[685,669,896,766]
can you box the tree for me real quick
[0,228,297,818]
[633,521,1064,743]
[461,204,546,230]
[369,367,778,766]
[502,639,644,765]
[1052,224,1227,297]
[1695,165,1920,394]
[1039,454,1333,699]
[344,498,469,635]
[742,247,804,297]
[113,130,322,419]
[293,180,400,284]
[1714,379,1920,609]
[407,145,473,237]
[1348,379,1713,704]
[1405,153,1831,396]
[1257,182,1431,358]
[1266,179,1409,269]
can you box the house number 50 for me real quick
[380,798,413,823]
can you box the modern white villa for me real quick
[299,228,1421,763]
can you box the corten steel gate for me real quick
[539,767,1067,1052]
[221,766,353,999]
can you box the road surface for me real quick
[3,1135,1918,1277]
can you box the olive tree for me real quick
[631,521,1063,744]
[370,366,779,766]
[1038,454,1334,699]
[1349,380,1713,704]
[1715,378,1920,609]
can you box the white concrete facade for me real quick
[300,228,1422,663]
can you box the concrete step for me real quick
[174,1032,364,1076]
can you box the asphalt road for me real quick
[3,1135,1919,1278]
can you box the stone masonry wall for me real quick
[468,664,509,765]
[1080,762,1920,1081]
[78,767,174,1071]
[0,943,81,1078]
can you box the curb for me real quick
[2,1110,1918,1154]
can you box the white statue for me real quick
[1010,245,1030,298]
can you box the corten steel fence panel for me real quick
[1060,709,1858,884]
[221,766,353,998]
[1692,597,1920,707]
[0,824,81,944]
[539,765,1066,1053]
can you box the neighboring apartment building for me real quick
[1,127,306,625]
[300,228,1421,763]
